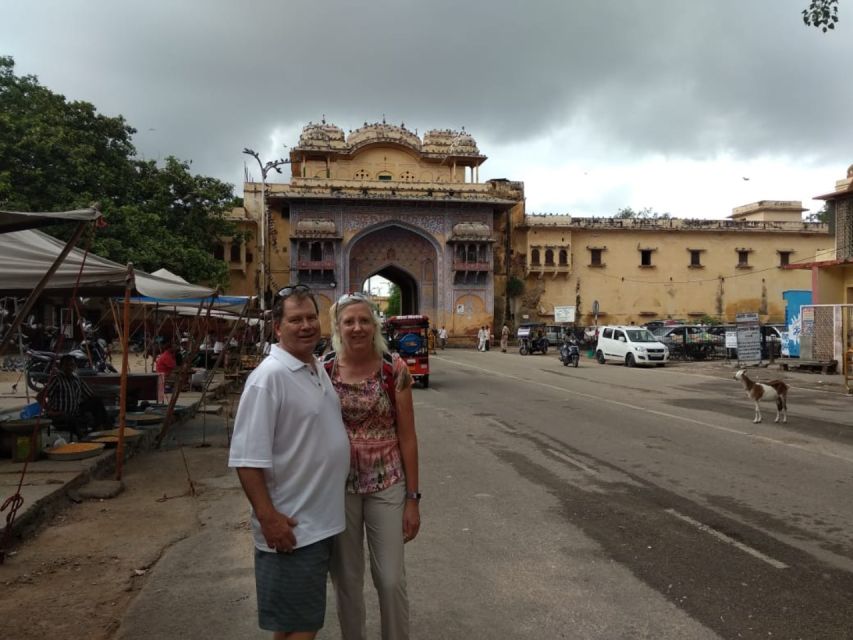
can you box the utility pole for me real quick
[241,148,289,324]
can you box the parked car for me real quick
[595,325,669,367]
[544,325,567,346]
[651,324,724,360]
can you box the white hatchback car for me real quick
[595,325,669,367]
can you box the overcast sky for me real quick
[3,0,851,219]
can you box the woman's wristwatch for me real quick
[405,490,422,501]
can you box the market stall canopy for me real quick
[0,207,102,234]
[0,228,217,299]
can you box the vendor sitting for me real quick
[38,354,111,441]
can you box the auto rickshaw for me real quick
[383,314,431,387]
[517,322,549,355]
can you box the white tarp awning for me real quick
[0,207,102,233]
[0,228,217,299]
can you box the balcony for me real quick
[296,259,336,270]
[453,261,491,272]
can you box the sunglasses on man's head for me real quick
[276,284,311,299]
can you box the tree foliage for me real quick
[614,207,671,220]
[0,56,236,288]
[803,0,839,31]
[386,284,402,316]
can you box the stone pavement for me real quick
[0,372,237,550]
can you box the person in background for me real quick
[325,292,420,640]
[438,325,448,350]
[477,326,487,351]
[229,284,350,640]
[38,354,110,441]
[155,343,177,378]
[500,324,510,353]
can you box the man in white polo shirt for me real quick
[229,284,349,640]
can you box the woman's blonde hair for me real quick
[329,295,388,358]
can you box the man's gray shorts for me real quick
[254,538,333,632]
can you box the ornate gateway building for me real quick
[235,119,524,337]
[226,119,831,336]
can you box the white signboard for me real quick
[736,312,761,364]
[554,305,576,323]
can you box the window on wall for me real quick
[213,244,225,261]
[230,242,241,263]
[377,172,392,181]
[400,171,416,182]
[590,248,603,267]
[310,242,323,261]
[354,169,369,180]
[559,249,568,266]
[689,249,703,267]
[640,249,653,267]
[778,251,792,267]
[544,249,555,266]
[737,249,751,267]
[531,248,541,266]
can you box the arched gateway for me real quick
[347,224,438,318]
[248,119,524,338]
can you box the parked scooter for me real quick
[559,337,580,368]
[25,338,117,391]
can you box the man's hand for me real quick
[258,511,299,553]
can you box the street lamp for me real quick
[242,148,289,316]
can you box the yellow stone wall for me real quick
[517,220,831,325]
[301,147,465,183]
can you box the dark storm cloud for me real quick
[3,0,852,189]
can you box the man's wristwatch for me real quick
[405,491,422,501]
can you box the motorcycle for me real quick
[25,338,117,391]
[559,339,580,367]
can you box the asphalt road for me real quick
[116,351,853,639]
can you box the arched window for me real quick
[531,249,541,266]
[230,242,241,263]
[559,249,568,266]
[544,249,555,266]
[377,172,393,181]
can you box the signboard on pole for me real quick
[736,312,762,365]
[554,305,576,323]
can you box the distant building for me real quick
[222,119,831,336]
[517,201,830,327]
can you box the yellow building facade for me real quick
[516,201,831,326]
[225,120,832,335]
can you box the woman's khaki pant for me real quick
[331,482,409,640]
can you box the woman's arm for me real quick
[394,358,420,542]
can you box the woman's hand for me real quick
[403,500,420,543]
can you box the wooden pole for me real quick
[115,264,133,481]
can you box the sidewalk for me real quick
[0,371,238,547]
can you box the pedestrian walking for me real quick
[500,324,510,352]
[438,325,448,350]
[229,284,350,640]
[324,292,421,640]
[477,326,487,351]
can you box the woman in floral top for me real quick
[327,293,420,640]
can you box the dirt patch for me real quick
[0,442,230,640]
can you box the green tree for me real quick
[614,207,671,220]
[386,284,401,316]
[803,0,839,31]
[806,203,832,224]
[0,56,137,211]
[0,56,237,288]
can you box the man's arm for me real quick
[235,467,299,552]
